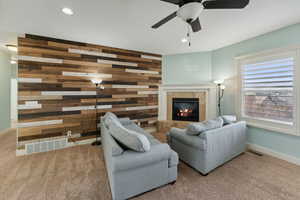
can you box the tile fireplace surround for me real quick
[168,93,205,122]
[159,84,217,122]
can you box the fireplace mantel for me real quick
[159,84,217,121]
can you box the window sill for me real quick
[244,119,299,136]
[240,115,299,136]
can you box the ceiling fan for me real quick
[152,0,250,33]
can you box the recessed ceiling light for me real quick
[181,38,188,43]
[6,44,18,52]
[10,60,17,64]
[62,7,74,15]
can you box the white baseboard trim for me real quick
[247,143,300,166]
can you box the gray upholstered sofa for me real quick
[167,121,246,175]
[101,114,178,200]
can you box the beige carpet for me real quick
[1,130,300,200]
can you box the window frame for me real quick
[235,46,300,136]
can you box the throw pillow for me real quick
[186,117,224,136]
[108,118,151,152]
[222,115,237,125]
[103,112,120,127]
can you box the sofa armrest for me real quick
[111,143,171,172]
[169,128,206,150]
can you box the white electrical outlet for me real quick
[67,130,72,137]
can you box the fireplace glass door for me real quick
[172,98,199,122]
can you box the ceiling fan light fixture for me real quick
[177,2,204,22]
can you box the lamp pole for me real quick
[214,80,225,116]
[91,80,102,146]
[217,84,225,116]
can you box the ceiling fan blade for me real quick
[152,12,177,29]
[160,0,181,5]
[203,0,249,9]
[178,0,203,7]
[189,18,201,32]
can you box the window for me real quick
[236,48,300,136]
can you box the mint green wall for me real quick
[212,23,300,159]
[163,51,212,85]
[0,50,11,131]
[163,23,300,159]
[248,127,300,158]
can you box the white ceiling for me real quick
[0,0,300,55]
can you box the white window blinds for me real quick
[241,56,295,124]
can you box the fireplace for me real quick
[172,98,199,122]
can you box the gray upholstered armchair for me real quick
[167,121,247,175]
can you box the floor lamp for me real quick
[214,80,226,116]
[91,79,103,146]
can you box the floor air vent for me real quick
[25,138,67,154]
[248,150,263,157]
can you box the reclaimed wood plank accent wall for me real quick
[17,34,161,148]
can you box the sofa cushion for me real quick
[169,128,206,150]
[108,118,151,152]
[186,117,224,136]
[124,123,155,140]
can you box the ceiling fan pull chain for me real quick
[188,24,192,47]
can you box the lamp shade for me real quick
[214,80,224,84]
[91,79,102,85]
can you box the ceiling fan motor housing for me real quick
[177,2,204,22]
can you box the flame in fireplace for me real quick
[177,108,193,117]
